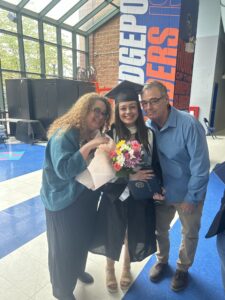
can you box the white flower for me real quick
[117,154,125,166]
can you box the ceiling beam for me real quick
[17,0,30,10]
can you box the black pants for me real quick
[45,189,100,299]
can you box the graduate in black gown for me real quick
[90,81,163,293]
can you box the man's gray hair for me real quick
[141,81,168,97]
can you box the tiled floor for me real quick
[0,133,225,300]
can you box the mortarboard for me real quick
[105,80,143,103]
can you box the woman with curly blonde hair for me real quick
[41,92,111,300]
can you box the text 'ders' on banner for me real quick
[119,0,181,104]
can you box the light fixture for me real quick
[7,12,17,23]
[185,37,196,54]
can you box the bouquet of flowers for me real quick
[109,140,142,177]
[109,139,163,200]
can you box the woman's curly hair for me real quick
[47,92,112,139]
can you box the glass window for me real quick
[65,0,104,26]
[46,0,80,20]
[76,34,85,51]
[43,23,56,43]
[61,30,72,47]
[24,0,52,13]
[113,0,120,5]
[0,33,20,70]
[3,0,21,5]
[26,73,41,78]
[22,16,38,39]
[46,75,58,79]
[62,48,73,78]
[0,8,17,32]
[24,39,40,73]
[45,44,58,75]
[77,51,86,69]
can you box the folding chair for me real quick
[203,118,216,139]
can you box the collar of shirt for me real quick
[149,106,177,132]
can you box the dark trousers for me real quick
[45,189,100,299]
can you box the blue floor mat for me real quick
[0,143,45,182]
[0,196,46,258]
[123,172,225,300]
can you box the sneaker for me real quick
[171,270,188,292]
[149,262,168,282]
[78,272,94,284]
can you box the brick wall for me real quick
[89,15,120,90]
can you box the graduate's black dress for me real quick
[90,128,162,262]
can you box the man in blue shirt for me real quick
[141,81,210,292]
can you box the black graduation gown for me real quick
[89,129,162,262]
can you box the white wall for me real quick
[213,24,225,132]
[190,0,221,125]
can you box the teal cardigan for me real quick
[40,128,87,211]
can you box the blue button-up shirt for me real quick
[147,107,210,204]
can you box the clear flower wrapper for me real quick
[76,136,116,190]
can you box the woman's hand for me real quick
[80,136,109,160]
[129,169,155,182]
[86,136,110,150]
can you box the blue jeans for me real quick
[217,231,225,291]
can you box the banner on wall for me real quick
[119,0,198,108]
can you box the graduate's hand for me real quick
[153,187,165,201]
[129,169,154,181]
[153,193,165,201]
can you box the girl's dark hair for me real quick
[115,101,149,152]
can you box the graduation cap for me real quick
[105,80,143,103]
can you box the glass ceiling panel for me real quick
[46,0,80,20]
[79,5,117,31]
[24,0,52,13]
[64,0,104,27]
[113,0,120,6]
[4,0,21,5]
[0,0,120,34]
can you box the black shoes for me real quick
[171,270,188,292]
[78,272,94,284]
[149,262,168,282]
[149,262,189,292]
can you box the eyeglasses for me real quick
[92,107,108,119]
[140,96,164,107]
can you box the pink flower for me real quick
[109,150,117,158]
[113,162,122,171]
[131,140,141,152]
